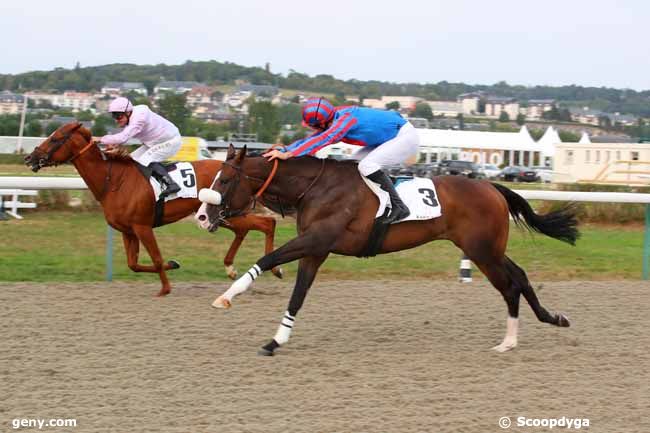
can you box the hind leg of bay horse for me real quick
[129,225,176,297]
[467,246,570,352]
[223,215,283,280]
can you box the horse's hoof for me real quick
[168,260,181,270]
[225,265,237,280]
[156,289,171,297]
[211,296,231,309]
[258,339,279,356]
[272,267,283,279]
[557,313,571,327]
[492,339,517,352]
[257,347,275,356]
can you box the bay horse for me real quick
[199,145,579,355]
[24,123,282,297]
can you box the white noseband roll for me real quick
[198,188,222,205]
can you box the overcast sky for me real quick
[2,0,648,90]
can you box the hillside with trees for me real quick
[2,60,650,117]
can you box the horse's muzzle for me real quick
[24,153,44,172]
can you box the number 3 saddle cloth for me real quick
[362,176,442,222]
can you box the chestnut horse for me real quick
[199,145,579,355]
[25,123,281,296]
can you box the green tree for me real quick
[45,122,62,135]
[75,110,94,121]
[248,99,280,143]
[0,115,20,136]
[91,114,112,136]
[157,92,191,132]
[413,102,433,120]
[278,103,302,125]
[498,111,510,122]
[385,101,400,110]
[516,113,526,125]
[25,120,43,137]
[559,130,580,142]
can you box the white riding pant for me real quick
[354,122,420,176]
[130,135,182,166]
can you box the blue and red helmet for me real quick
[302,97,335,129]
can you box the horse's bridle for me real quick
[212,158,326,221]
[39,125,95,167]
[213,159,279,220]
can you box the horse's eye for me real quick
[220,178,230,185]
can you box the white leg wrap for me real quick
[493,316,519,352]
[221,264,262,302]
[273,311,295,345]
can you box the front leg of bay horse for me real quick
[130,224,176,297]
[212,231,328,308]
[259,254,328,356]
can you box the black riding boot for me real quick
[151,163,181,197]
[366,170,410,223]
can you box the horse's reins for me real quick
[43,128,119,201]
[216,156,325,220]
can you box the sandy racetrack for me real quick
[2,280,649,432]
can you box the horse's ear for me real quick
[227,143,236,160]
[235,145,247,163]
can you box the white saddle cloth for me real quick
[149,162,198,202]
[362,176,442,222]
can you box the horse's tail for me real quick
[491,182,579,245]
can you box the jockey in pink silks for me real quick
[99,97,182,197]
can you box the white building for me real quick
[484,97,520,120]
[427,101,462,117]
[526,99,555,120]
[25,91,96,111]
[554,142,650,185]
[418,125,550,167]
[362,96,424,111]
[457,92,482,115]
[154,81,203,96]
[101,82,148,96]
[0,91,24,114]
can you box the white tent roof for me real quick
[417,126,539,152]
[579,131,591,144]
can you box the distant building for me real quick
[237,84,279,97]
[484,96,519,120]
[101,82,148,96]
[427,100,462,117]
[457,92,484,115]
[554,141,650,185]
[363,96,424,111]
[154,81,203,95]
[0,91,24,114]
[569,107,603,125]
[418,125,552,167]
[526,99,555,120]
[25,91,96,111]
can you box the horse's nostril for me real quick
[198,215,206,221]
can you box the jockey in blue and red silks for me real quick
[264,97,420,223]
